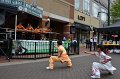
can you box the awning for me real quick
[74,22,92,31]
[0,3,18,14]
[97,20,120,32]
[0,0,43,18]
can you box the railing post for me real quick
[49,40,52,56]
[67,43,70,55]
[52,42,55,55]
[8,38,13,59]
[34,42,36,59]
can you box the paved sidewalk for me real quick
[0,46,91,64]
[0,54,119,79]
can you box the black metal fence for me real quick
[9,40,78,59]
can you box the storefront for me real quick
[0,0,74,59]
[0,0,43,40]
[41,13,71,40]
[74,22,91,44]
[74,10,99,45]
[97,20,120,53]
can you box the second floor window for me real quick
[75,0,80,10]
[92,3,99,18]
[101,8,107,21]
[83,0,90,13]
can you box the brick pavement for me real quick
[79,46,96,55]
[0,54,119,79]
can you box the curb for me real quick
[0,54,90,66]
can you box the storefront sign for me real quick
[0,0,43,18]
[78,15,85,21]
[112,35,118,37]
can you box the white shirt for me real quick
[93,37,97,42]
[90,38,93,42]
[72,39,77,43]
[47,18,50,22]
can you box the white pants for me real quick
[92,62,109,77]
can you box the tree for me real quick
[110,0,120,23]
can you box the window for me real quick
[83,0,90,13]
[92,3,99,18]
[101,8,107,21]
[75,0,80,10]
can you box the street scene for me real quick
[0,0,120,79]
[0,53,119,79]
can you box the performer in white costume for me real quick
[85,45,116,78]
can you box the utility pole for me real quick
[108,0,110,26]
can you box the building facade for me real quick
[74,0,108,44]
[0,0,109,41]
[26,0,74,40]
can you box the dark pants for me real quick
[90,42,92,51]
[86,43,90,48]
[93,42,97,51]
[73,45,77,53]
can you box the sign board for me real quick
[12,40,51,54]
[111,35,118,37]
[78,15,85,21]
[12,40,68,54]
[0,0,43,18]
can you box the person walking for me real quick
[93,36,97,51]
[72,38,77,53]
[90,38,93,51]
[86,39,90,49]
[46,40,72,69]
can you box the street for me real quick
[0,54,119,79]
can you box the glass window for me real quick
[83,0,90,12]
[92,3,99,18]
[101,8,107,21]
[75,0,80,10]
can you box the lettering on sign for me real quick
[0,0,43,18]
[78,15,85,21]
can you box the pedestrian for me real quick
[63,36,66,41]
[46,40,72,69]
[85,45,116,78]
[90,38,93,51]
[93,36,97,51]
[72,38,77,53]
[86,39,90,49]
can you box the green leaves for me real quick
[110,0,120,22]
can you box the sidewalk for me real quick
[0,53,119,79]
[79,46,96,55]
[0,46,91,64]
